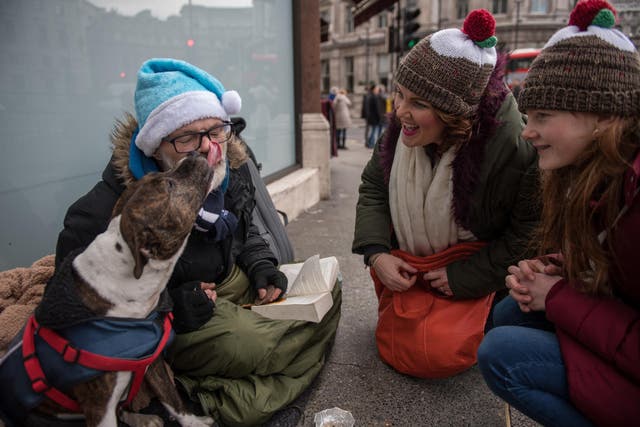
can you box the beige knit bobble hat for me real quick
[519,0,640,116]
[394,9,498,117]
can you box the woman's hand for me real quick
[371,253,418,292]
[539,252,564,276]
[424,268,453,297]
[506,259,561,312]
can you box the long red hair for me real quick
[535,116,640,295]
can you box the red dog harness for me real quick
[21,313,173,412]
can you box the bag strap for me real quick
[246,158,295,264]
[22,313,173,412]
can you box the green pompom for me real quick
[592,9,615,28]
[475,35,497,49]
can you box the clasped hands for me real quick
[506,253,564,312]
[371,253,453,296]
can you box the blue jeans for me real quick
[478,297,594,427]
[336,128,346,147]
[367,124,381,148]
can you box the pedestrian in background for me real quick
[364,84,385,148]
[333,88,352,149]
[352,9,539,378]
[361,83,373,145]
[478,1,640,425]
[377,84,390,131]
[328,86,338,102]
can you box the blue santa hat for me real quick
[133,58,242,157]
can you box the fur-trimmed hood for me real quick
[109,113,248,187]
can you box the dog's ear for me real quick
[133,247,151,279]
[120,209,150,279]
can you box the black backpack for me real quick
[232,117,295,265]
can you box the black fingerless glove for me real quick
[168,281,215,334]
[250,261,288,293]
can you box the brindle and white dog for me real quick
[41,154,216,427]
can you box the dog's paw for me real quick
[119,411,164,427]
[175,413,215,427]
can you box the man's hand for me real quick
[200,282,217,303]
[251,261,287,305]
[169,281,216,333]
[371,253,418,292]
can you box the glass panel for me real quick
[0,0,295,269]
[492,0,508,14]
[345,4,354,33]
[456,0,469,19]
[321,59,331,94]
[530,0,549,13]
[345,57,354,93]
[378,13,387,28]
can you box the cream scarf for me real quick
[389,137,475,256]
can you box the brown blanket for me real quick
[0,255,54,356]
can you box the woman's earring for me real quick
[593,127,600,138]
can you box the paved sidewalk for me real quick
[282,126,540,427]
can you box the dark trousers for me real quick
[336,128,347,148]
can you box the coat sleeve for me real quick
[232,164,279,272]
[55,179,120,271]
[352,143,393,255]
[446,160,540,299]
[546,279,640,384]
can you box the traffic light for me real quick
[387,26,400,53]
[403,8,421,51]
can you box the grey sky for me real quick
[86,0,252,20]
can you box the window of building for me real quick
[344,56,354,93]
[378,12,387,28]
[530,0,549,13]
[321,59,330,94]
[456,0,469,20]
[0,0,296,270]
[345,4,354,33]
[320,9,330,42]
[492,0,507,14]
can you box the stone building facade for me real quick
[320,0,639,115]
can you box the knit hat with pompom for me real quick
[394,9,498,117]
[519,0,640,116]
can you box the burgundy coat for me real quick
[546,152,640,426]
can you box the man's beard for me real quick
[208,158,227,190]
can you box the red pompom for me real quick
[462,9,496,41]
[569,0,616,30]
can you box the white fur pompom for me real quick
[222,90,242,115]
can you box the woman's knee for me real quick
[477,327,511,390]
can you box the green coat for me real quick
[352,94,539,299]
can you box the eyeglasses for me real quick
[163,121,234,153]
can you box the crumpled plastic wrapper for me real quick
[313,407,355,427]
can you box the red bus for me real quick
[506,48,541,89]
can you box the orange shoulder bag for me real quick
[371,242,494,378]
